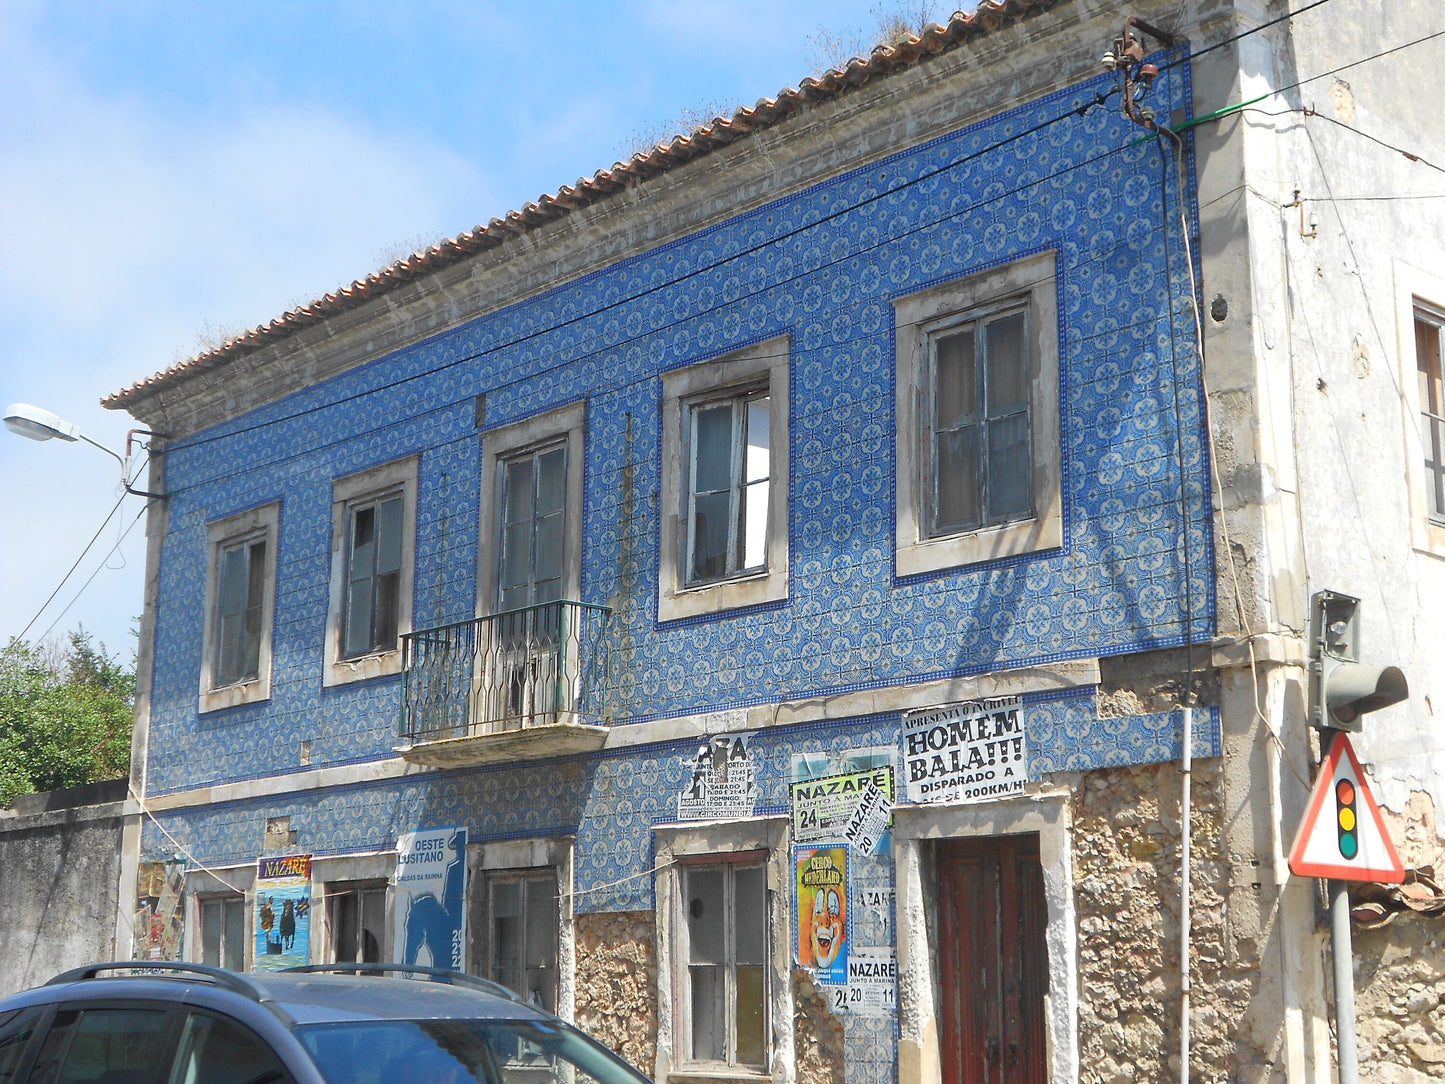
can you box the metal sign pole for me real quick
[1323,727,1358,1084]
[1329,877,1358,1084]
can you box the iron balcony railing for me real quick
[401,601,612,744]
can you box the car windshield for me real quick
[294,1019,650,1084]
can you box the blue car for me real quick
[0,962,653,1084]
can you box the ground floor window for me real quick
[328,883,385,963]
[486,871,559,1010]
[198,895,245,971]
[681,857,768,1068]
[654,816,792,1082]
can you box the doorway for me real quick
[937,834,1049,1084]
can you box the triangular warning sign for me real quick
[1288,734,1404,883]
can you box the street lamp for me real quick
[4,402,168,500]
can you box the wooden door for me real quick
[938,834,1049,1084]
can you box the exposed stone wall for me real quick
[1352,794,1445,1084]
[574,911,657,1071]
[1071,760,1239,1083]
[792,969,845,1084]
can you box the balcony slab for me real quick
[397,719,610,768]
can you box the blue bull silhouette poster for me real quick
[395,826,467,970]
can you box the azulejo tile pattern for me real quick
[142,691,1221,907]
[144,58,1208,797]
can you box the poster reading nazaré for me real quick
[253,854,311,972]
[902,697,1028,805]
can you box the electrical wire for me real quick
[36,496,153,645]
[158,84,1130,463]
[151,23,1445,503]
[1156,0,1339,74]
[15,488,129,642]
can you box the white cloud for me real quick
[0,9,489,653]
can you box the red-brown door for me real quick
[937,834,1049,1084]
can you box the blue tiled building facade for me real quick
[120,32,1216,1084]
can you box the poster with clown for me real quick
[795,845,849,985]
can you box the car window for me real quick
[26,1007,170,1084]
[0,1008,44,1084]
[167,1013,293,1084]
[295,1020,649,1084]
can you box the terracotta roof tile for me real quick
[103,0,1059,409]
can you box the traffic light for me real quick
[1335,777,1358,860]
[1309,591,1408,732]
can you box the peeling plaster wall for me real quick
[1261,0,1445,822]
[1353,913,1445,1084]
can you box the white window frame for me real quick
[1394,259,1445,559]
[891,791,1079,1084]
[659,336,790,622]
[467,837,576,1021]
[477,403,586,620]
[893,251,1062,576]
[198,502,280,713]
[655,816,793,1084]
[323,456,419,687]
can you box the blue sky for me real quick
[0,1,950,659]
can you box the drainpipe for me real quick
[1180,703,1192,1083]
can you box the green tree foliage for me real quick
[0,628,134,807]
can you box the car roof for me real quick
[4,968,552,1027]
[251,974,550,1025]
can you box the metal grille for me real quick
[401,601,612,743]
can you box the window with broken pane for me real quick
[214,536,266,686]
[683,861,767,1068]
[686,390,771,586]
[342,491,404,658]
[329,884,385,963]
[927,302,1033,537]
[487,872,559,1011]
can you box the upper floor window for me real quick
[479,403,585,619]
[1415,304,1445,522]
[199,502,279,713]
[659,335,790,622]
[343,490,404,657]
[496,442,568,612]
[927,304,1032,537]
[687,388,771,585]
[894,251,1063,576]
[324,456,418,687]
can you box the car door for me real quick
[18,1002,176,1084]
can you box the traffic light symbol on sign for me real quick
[1288,733,1404,883]
[1335,779,1357,860]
